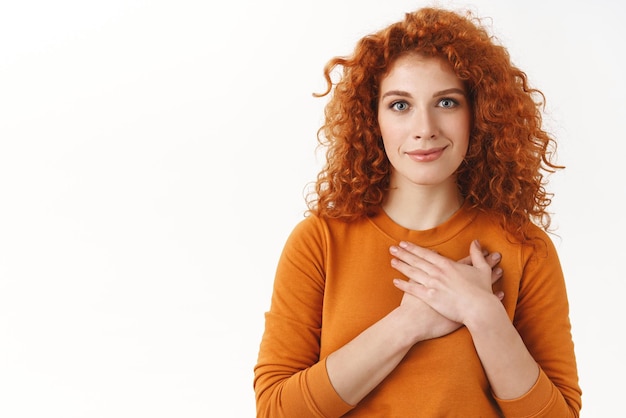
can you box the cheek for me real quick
[381,132,403,159]
[377,114,389,137]
[453,116,471,149]
[380,134,401,166]
[378,122,392,150]
[457,135,470,159]
[381,136,394,158]
[379,117,404,146]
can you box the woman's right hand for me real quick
[396,250,503,343]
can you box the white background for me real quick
[0,0,624,416]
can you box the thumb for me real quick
[470,239,490,270]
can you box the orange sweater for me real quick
[254,204,581,417]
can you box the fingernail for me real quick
[492,252,501,262]
[399,241,408,248]
[494,267,503,276]
[390,246,398,254]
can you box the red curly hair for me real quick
[306,7,562,240]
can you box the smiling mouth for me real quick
[406,147,446,162]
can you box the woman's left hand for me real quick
[390,239,499,325]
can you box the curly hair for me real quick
[306,7,563,240]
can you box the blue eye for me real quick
[391,101,409,111]
[438,98,457,108]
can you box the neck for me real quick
[382,180,464,231]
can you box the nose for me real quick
[412,107,437,140]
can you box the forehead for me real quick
[381,54,463,91]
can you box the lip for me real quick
[405,146,447,162]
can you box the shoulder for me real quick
[473,208,556,243]
[523,223,562,265]
[288,213,328,242]
[470,209,561,262]
[290,213,369,238]
[284,214,338,253]
[285,213,375,253]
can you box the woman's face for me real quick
[378,54,471,190]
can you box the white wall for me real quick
[0,0,623,416]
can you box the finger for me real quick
[485,251,501,269]
[459,249,499,267]
[399,240,436,257]
[457,249,488,265]
[390,244,441,277]
[469,240,491,272]
[393,278,432,300]
[491,266,503,285]
[398,241,446,269]
[390,257,434,287]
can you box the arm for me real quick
[325,287,459,406]
[391,239,581,416]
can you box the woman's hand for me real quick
[396,285,461,342]
[391,240,503,333]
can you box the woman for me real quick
[254,6,581,417]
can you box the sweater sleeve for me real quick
[253,217,354,418]
[495,231,582,417]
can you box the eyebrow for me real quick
[380,87,466,100]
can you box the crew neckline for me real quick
[368,200,478,247]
